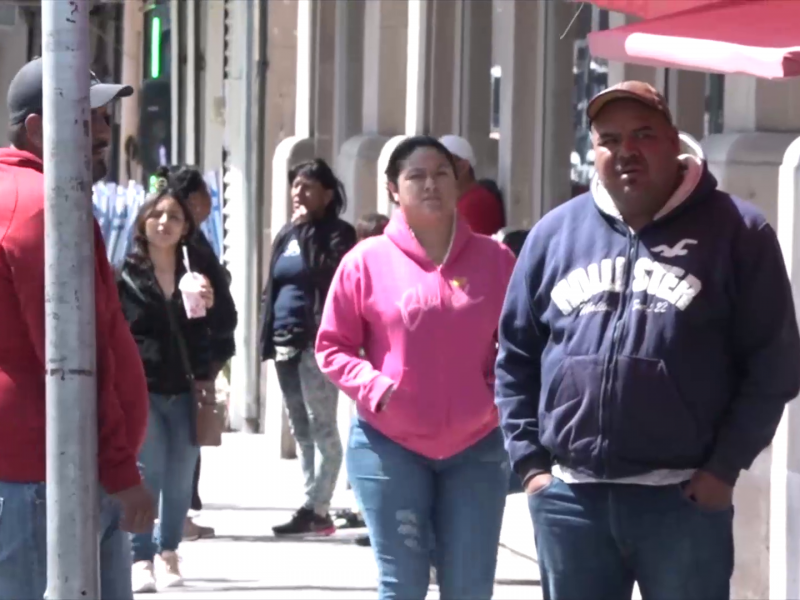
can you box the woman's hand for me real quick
[198,275,215,309]
[292,204,309,224]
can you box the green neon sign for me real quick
[150,16,161,79]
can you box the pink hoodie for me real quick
[316,211,516,460]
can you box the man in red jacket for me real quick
[439,134,506,236]
[0,58,154,599]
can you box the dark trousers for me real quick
[191,455,202,511]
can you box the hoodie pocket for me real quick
[609,356,700,465]
[539,356,605,462]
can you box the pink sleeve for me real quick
[315,253,395,413]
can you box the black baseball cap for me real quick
[7,57,133,126]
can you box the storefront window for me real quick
[572,6,608,188]
[705,74,725,136]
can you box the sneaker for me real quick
[156,551,183,589]
[333,509,366,529]
[183,516,215,541]
[354,533,371,547]
[272,507,336,536]
[131,561,157,594]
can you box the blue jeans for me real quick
[0,481,132,600]
[348,420,508,600]
[131,392,200,562]
[530,478,734,600]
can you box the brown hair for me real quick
[126,185,197,268]
[356,213,389,241]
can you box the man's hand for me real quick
[683,470,733,511]
[114,484,156,533]
[524,472,554,495]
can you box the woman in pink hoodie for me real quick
[316,136,516,599]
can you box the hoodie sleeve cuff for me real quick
[368,375,395,413]
[100,458,142,495]
[513,452,553,482]
[703,453,742,487]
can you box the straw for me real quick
[182,245,192,274]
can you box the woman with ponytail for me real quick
[259,158,356,535]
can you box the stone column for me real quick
[426,0,457,138]
[774,138,800,600]
[454,0,493,179]
[332,0,364,157]
[665,70,706,142]
[116,0,143,182]
[201,0,226,174]
[404,0,432,136]
[701,75,800,599]
[259,0,301,458]
[337,0,407,221]
[496,0,574,229]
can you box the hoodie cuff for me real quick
[703,453,742,487]
[368,375,395,413]
[100,457,142,495]
[513,452,553,483]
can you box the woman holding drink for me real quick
[118,177,236,592]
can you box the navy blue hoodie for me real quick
[495,158,800,486]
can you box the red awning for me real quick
[587,0,800,79]
[581,0,737,19]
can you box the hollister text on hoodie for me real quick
[495,157,800,487]
[316,212,516,460]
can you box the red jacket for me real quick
[0,148,147,493]
[457,184,505,236]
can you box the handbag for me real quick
[164,302,225,447]
[121,269,225,446]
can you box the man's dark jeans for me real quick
[529,478,733,600]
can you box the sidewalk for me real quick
[137,433,541,600]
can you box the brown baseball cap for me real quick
[586,81,673,125]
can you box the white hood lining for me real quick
[591,155,704,231]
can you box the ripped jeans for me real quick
[347,419,508,600]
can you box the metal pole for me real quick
[42,1,100,598]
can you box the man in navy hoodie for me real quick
[495,81,800,600]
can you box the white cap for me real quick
[439,135,476,168]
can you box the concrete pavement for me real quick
[136,433,542,599]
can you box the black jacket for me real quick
[117,247,238,395]
[259,217,356,360]
[192,231,237,367]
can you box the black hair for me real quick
[125,182,197,269]
[384,136,457,205]
[8,123,27,150]
[288,158,347,221]
[356,212,390,241]
[155,164,208,204]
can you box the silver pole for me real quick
[42,0,100,598]
[242,0,259,429]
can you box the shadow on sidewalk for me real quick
[202,533,365,545]
[185,582,379,593]
[200,503,298,513]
